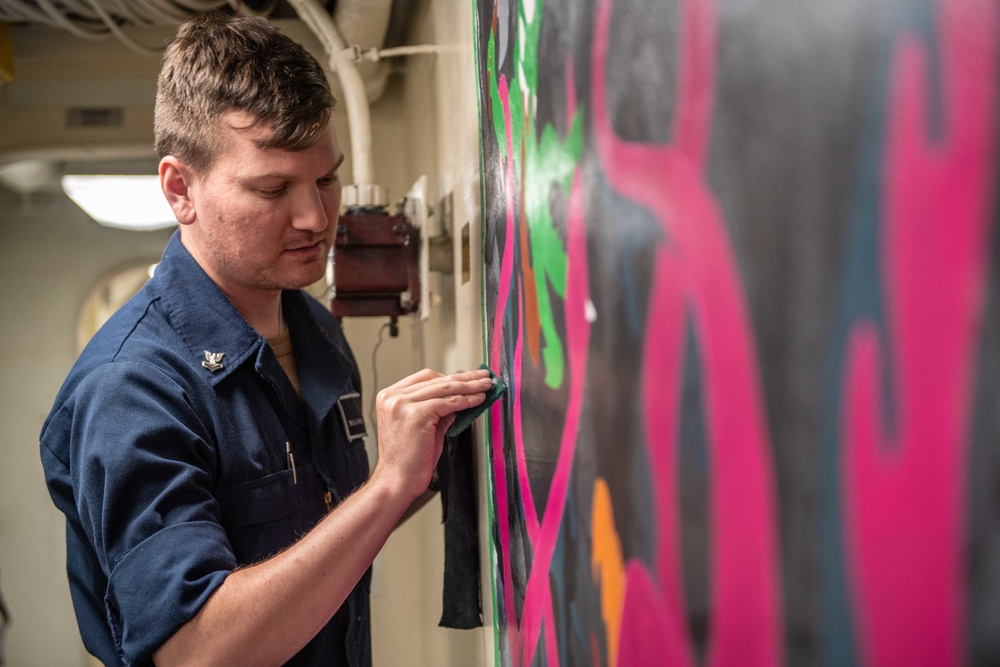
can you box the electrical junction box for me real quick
[0,23,13,84]
[330,210,421,334]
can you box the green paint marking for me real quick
[491,0,585,389]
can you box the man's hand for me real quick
[371,368,492,500]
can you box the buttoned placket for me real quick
[254,338,343,513]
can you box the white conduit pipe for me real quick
[330,0,391,103]
[286,0,378,206]
[362,44,452,62]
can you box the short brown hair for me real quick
[154,12,335,173]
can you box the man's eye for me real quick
[259,187,285,197]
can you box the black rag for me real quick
[437,364,505,629]
[437,425,482,629]
[446,364,506,438]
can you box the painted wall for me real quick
[474,0,1000,665]
[0,191,174,667]
[0,35,175,666]
[357,0,489,664]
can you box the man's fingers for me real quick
[376,369,441,408]
[380,388,487,421]
[400,371,492,400]
[378,369,492,406]
[382,368,442,392]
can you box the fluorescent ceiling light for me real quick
[61,174,177,231]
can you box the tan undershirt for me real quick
[266,328,301,396]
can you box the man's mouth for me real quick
[285,238,325,253]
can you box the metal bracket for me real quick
[330,44,362,70]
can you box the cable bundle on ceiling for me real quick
[0,0,276,54]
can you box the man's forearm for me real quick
[152,472,412,667]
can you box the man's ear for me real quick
[159,156,197,226]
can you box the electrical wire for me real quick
[368,322,392,435]
[103,0,152,27]
[169,0,229,12]
[135,0,189,24]
[53,0,100,21]
[0,1,51,23]
[226,0,276,17]
[0,0,260,55]
[34,0,107,39]
[81,0,162,55]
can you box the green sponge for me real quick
[447,364,506,437]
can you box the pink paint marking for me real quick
[491,75,518,368]
[592,0,785,664]
[522,56,588,667]
[672,0,715,169]
[487,53,590,666]
[513,280,541,544]
[489,403,520,659]
[490,66,588,666]
[684,172,783,667]
[640,248,697,666]
[517,169,590,666]
[593,0,715,211]
[842,1,998,664]
[490,73,522,660]
[617,561,696,666]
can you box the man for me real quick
[40,13,490,667]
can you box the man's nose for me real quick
[292,187,329,232]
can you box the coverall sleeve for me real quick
[60,360,236,665]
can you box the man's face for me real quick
[180,110,344,300]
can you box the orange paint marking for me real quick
[591,477,626,667]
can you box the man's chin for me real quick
[277,266,327,291]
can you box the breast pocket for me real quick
[215,467,324,564]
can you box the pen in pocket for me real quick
[285,441,297,485]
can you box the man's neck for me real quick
[222,287,285,339]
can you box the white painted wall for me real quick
[352,0,492,664]
[0,1,490,665]
[0,189,174,666]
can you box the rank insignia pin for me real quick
[201,350,225,373]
